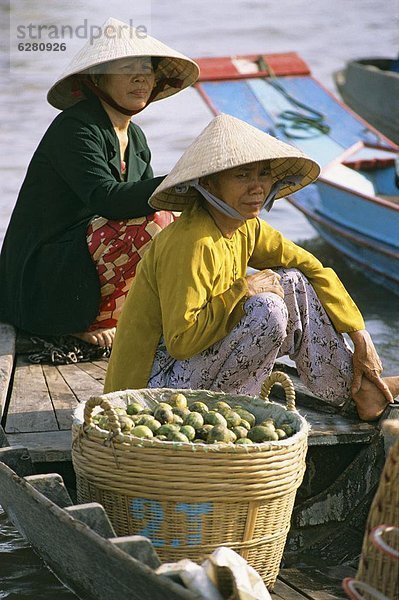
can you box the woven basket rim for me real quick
[73,387,309,453]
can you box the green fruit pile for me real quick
[92,393,296,445]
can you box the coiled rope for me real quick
[257,56,330,139]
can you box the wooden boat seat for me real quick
[343,156,395,171]
[322,142,398,195]
[340,143,397,172]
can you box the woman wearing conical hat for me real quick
[105,114,399,421]
[0,18,199,349]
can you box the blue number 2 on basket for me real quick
[130,498,213,547]
[130,498,165,547]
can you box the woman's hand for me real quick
[349,330,393,402]
[246,269,285,299]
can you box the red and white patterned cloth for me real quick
[86,211,176,330]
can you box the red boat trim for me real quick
[343,157,395,170]
[288,196,399,264]
[323,142,397,192]
[323,140,398,170]
[194,52,311,81]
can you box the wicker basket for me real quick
[72,371,308,589]
[354,420,399,600]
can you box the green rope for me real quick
[257,56,330,138]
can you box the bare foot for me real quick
[73,327,116,348]
[353,376,399,421]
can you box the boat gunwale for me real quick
[348,58,399,81]
[317,174,399,212]
[288,195,399,285]
[318,140,399,213]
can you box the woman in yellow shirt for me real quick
[105,114,398,420]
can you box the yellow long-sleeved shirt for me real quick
[104,201,364,392]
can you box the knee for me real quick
[276,268,309,288]
[245,294,288,344]
[276,268,318,305]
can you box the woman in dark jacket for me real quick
[0,17,199,347]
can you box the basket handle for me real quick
[342,577,390,600]
[260,371,296,412]
[370,525,399,560]
[83,396,122,436]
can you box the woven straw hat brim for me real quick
[47,17,199,110]
[149,114,320,211]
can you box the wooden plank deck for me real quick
[0,323,15,419]
[6,356,59,433]
[272,579,311,598]
[1,329,107,462]
[278,566,352,599]
[0,328,379,464]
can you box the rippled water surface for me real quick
[0,0,398,596]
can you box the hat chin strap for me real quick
[190,176,303,220]
[80,75,183,117]
[263,175,303,212]
[191,181,244,220]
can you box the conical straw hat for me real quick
[150,114,320,211]
[47,17,200,110]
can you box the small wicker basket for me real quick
[72,371,308,589]
[353,420,399,600]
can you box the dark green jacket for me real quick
[0,96,164,334]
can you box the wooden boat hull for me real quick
[0,445,356,599]
[2,326,397,597]
[0,447,196,600]
[334,58,399,144]
[288,182,399,296]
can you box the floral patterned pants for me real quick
[148,268,354,406]
[86,212,175,331]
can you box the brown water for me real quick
[0,0,398,596]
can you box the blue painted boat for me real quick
[194,53,399,295]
